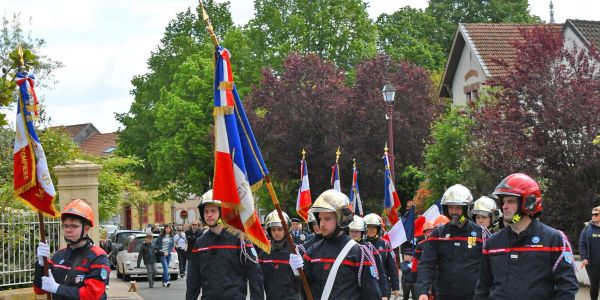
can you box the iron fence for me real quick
[0,210,60,289]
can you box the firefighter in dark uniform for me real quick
[258,210,301,300]
[301,213,322,252]
[416,184,483,300]
[291,217,308,245]
[289,189,381,299]
[475,173,579,299]
[412,218,448,299]
[365,213,401,298]
[186,190,264,300]
[472,196,502,233]
[34,199,110,300]
[348,215,390,300]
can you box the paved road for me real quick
[134,275,186,299]
[117,272,593,300]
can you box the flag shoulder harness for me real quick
[321,239,357,300]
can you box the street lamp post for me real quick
[382,84,396,181]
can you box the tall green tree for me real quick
[376,7,446,71]
[0,13,63,125]
[117,2,239,197]
[423,106,478,204]
[246,0,377,71]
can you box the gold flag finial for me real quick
[17,45,25,68]
[198,0,220,46]
[384,143,389,155]
[301,148,306,160]
[335,146,341,164]
[353,158,356,168]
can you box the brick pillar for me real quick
[53,160,101,248]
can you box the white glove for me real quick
[37,242,50,266]
[289,253,304,276]
[41,270,59,294]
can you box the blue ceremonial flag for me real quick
[212,45,270,252]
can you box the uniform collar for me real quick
[508,219,538,240]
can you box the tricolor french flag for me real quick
[349,162,363,216]
[331,163,341,192]
[422,199,442,223]
[388,206,415,249]
[383,153,401,225]
[296,158,312,222]
[212,46,270,252]
[13,72,57,217]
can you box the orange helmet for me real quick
[433,215,450,228]
[423,221,434,232]
[61,199,94,227]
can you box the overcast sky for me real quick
[2,0,598,133]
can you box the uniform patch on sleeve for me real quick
[101,268,108,280]
[563,252,574,265]
[370,265,379,279]
[250,247,258,258]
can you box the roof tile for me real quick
[463,23,562,77]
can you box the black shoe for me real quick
[166,282,171,287]
[149,285,153,288]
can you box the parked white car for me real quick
[115,233,179,281]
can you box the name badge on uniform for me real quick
[510,254,518,259]
[454,242,460,247]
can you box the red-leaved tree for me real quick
[246,53,440,213]
[471,26,600,242]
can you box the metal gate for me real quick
[0,210,60,289]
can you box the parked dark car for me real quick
[108,229,143,269]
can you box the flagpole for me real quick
[18,45,52,300]
[197,2,313,299]
[265,176,313,300]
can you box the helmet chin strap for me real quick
[510,213,522,224]
[64,230,87,246]
[207,218,223,228]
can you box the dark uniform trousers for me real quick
[368,237,400,297]
[416,220,483,300]
[33,241,110,300]
[258,240,301,300]
[302,233,382,300]
[185,229,264,300]
[475,219,579,299]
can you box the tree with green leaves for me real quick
[376,7,447,71]
[423,106,477,204]
[0,13,62,126]
[246,0,377,71]
[117,2,237,198]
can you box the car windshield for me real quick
[116,232,137,243]
[131,236,158,253]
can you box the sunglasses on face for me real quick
[593,213,599,217]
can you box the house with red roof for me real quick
[439,20,600,105]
